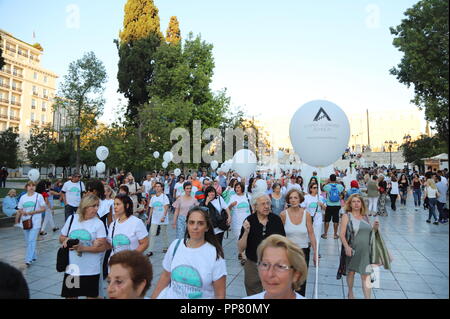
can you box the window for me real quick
[10,110,14,117]
[43,89,47,97]
[33,85,38,95]
[34,72,38,80]
[31,113,34,121]
[41,114,45,123]
[11,96,15,103]
[44,76,47,83]
[32,99,36,109]
[42,101,46,111]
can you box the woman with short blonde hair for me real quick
[344,194,368,216]
[244,234,307,299]
[59,194,107,299]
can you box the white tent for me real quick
[430,153,448,161]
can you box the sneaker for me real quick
[39,231,47,236]
[162,249,168,253]
[52,227,60,232]
[146,252,153,257]
[433,221,439,225]
[415,207,418,211]
[443,220,449,224]
[25,262,31,267]
[426,220,431,223]
[14,223,22,228]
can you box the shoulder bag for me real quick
[56,214,76,272]
[22,195,38,230]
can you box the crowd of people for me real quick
[1,164,448,299]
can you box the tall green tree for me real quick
[390,0,449,140]
[25,125,55,168]
[58,51,107,172]
[400,134,447,167]
[117,0,163,122]
[0,127,19,168]
[166,16,181,45]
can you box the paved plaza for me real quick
[0,191,448,299]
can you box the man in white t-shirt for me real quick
[61,173,85,221]
[142,174,153,199]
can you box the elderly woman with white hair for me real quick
[238,192,286,296]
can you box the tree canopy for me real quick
[390,0,449,140]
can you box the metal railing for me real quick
[12,86,22,92]
[0,69,11,74]
[0,98,9,104]
[9,116,20,121]
[13,72,23,78]
[10,100,21,106]
[0,114,8,119]
[0,83,9,89]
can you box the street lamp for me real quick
[384,140,397,168]
[403,134,412,172]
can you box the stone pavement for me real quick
[0,193,448,299]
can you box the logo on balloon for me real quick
[313,107,332,122]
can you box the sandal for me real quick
[39,231,47,236]
[146,252,153,257]
[334,234,339,239]
[238,253,243,260]
[240,259,246,266]
[321,234,327,239]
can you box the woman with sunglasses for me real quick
[151,206,227,299]
[244,234,307,299]
[59,194,107,299]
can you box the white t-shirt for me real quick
[303,194,326,228]
[143,180,153,194]
[159,240,227,299]
[426,187,439,199]
[390,182,399,195]
[97,199,112,218]
[174,182,184,197]
[61,214,106,276]
[150,194,170,225]
[244,291,305,299]
[164,180,171,195]
[108,216,148,257]
[287,183,303,193]
[62,181,85,207]
[18,193,46,230]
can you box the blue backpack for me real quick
[328,184,341,202]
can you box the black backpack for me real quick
[203,197,229,231]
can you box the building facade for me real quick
[0,29,58,142]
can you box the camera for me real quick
[66,239,79,249]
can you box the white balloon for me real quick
[277,150,284,160]
[253,179,268,194]
[232,149,257,178]
[153,151,160,159]
[162,161,168,169]
[96,162,106,174]
[211,160,219,170]
[174,168,181,177]
[27,169,40,182]
[289,100,350,167]
[96,146,109,161]
[163,151,173,163]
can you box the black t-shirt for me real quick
[239,213,286,263]
[425,171,433,180]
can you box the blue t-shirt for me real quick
[323,183,345,206]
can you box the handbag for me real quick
[22,195,38,230]
[56,215,75,272]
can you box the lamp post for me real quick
[384,140,397,168]
[403,134,412,172]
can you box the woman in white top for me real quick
[425,179,440,225]
[244,234,307,299]
[173,175,186,199]
[59,194,107,299]
[17,181,46,266]
[172,182,199,239]
[151,206,227,299]
[388,176,400,211]
[106,194,149,258]
[279,189,317,297]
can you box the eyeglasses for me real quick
[311,186,318,189]
[257,261,293,273]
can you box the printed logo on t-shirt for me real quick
[153,201,164,212]
[112,234,131,252]
[69,187,80,194]
[69,229,93,247]
[171,265,203,299]
[237,202,250,214]
[23,201,35,209]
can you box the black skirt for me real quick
[61,273,100,298]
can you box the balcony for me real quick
[12,72,23,78]
[0,98,9,105]
[18,51,29,58]
[0,83,9,89]
[10,100,21,107]
[9,116,20,122]
[0,69,11,75]
[0,114,8,119]
[12,86,22,92]
[32,92,38,97]
[42,108,47,112]
[5,46,16,53]
[43,95,49,99]
[31,120,39,125]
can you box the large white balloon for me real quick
[253,179,268,194]
[232,149,257,178]
[210,160,219,170]
[96,146,109,161]
[153,151,160,159]
[162,161,168,169]
[174,168,181,177]
[27,169,40,182]
[96,162,106,174]
[163,151,173,163]
[289,100,350,167]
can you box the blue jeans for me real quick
[176,215,187,239]
[428,198,438,221]
[23,228,39,263]
[413,189,422,207]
